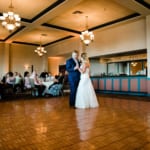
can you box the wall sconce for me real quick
[24,64,29,70]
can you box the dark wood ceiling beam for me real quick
[0,26,26,42]
[0,0,66,24]
[31,0,66,23]
[135,0,150,9]
[43,13,140,35]
[44,35,74,46]
[12,41,39,46]
[12,35,74,47]
[42,23,81,34]
[90,13,140,31]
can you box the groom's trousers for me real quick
[68,76,80,106]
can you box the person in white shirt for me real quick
[30,71,46,96]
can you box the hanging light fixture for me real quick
[131,62,138,67]
[0,0,21,32]
[34,34,47,57]
[80,16,94,46]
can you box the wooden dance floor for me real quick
[0,94,150,150]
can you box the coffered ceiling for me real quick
[0,0,150,47]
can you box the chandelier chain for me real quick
[9,0,13,9]
[85,16,88,30]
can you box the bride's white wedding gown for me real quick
[75,65,99,109]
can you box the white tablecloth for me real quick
[42,81,54,94]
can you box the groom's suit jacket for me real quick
[66,58,80,79]
[66,57,80,106]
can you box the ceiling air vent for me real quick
[72,10,83,14]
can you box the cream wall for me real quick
[87,18,146,57]
[0,43,4,67]
[0,43,4,77]
[0,43,10,77]
[48,57,66,75]
[10,43,48,75]
[0,43,48,76]
[47,18,146,57]
[0,43,4,62]
[47,37,83,56]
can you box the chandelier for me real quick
[34,35,47,57]
[0,0,21,32]
[131,62,138,67]
[80,16,94,46]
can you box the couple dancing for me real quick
[66,50,99,109]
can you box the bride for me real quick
[75,52,99,109]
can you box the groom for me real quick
[66,50,80,108]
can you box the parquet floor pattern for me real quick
[0,94,150,150]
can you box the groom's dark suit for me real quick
[66,58,80,107]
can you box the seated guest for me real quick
[14,72,21,84]
[6,72,16,88]
[40,70,49,81]
[24,71,32,89]
[48,83,63,96]
[47,72,64,96]
[55,72,64,84]
[1,73,7,84]
[5,71,15,94]
[0,82,4,99]
[45,72,54,82]
[49,74,62,87]
[14,72,24,93]
[30,71,46,96]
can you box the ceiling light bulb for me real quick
[6,24,15,31]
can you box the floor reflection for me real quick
[75,108,99,141]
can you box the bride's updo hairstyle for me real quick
[81,52,90,67]
[81,52,89,62]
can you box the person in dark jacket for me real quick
[66,50,80,108]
